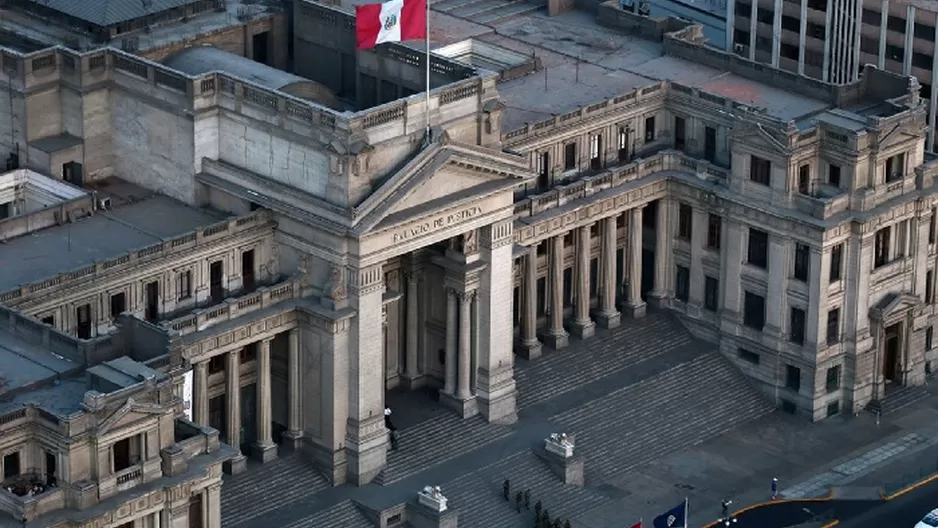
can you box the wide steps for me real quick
[472,1,545,24]
[220,453,330,527]
[868,385,930,415]
[432,0,492,12]
[514,314,693,410]
[550,351,775,484]
[447,0,516,18]
[280,500,372,528]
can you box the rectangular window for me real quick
[827,400,840,417]
[793,243,810,282]
[707,214,722,249]
[674,116,686,151]
[826,307,840,345]
[644,116,656,141]
[618,126,630,163]
[704,126,716,162]
[563,142,577,171]
[589,133,602,171]
[828,164,841,187]
[110,292,126,318]
[738,348,760,364]
[678,203,692,240]
[675,265,690,302]
[928,270,934,304]
[830,244,843,282]
[826,365,841,393]
[76,303,92,339]
[798,164,810,194]
[874,227,891,268]
[885,153,905,183]
[749,155,771,186]
[786,365,801,392]
[790,307,806,345]
[930,209,936,245]
[927,327,934,351]
[748,228,769,268]
[704,276,719,311]
[743,292,766,330]
[176,270,192,300]
[536,151,549,190]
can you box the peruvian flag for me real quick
[355,0,427,50]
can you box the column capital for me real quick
[481,220,514,250]
[404,269,425,284]
[348,263,384,297]
[194,360,208,373]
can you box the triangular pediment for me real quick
[870,292,922,320]
[96,397,166,435]
[736,123,790,155]
[351,142,534,236]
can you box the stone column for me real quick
[192,361,209,426]
[597,216,620,328]
[283,328,302,450]
[457,292,475,401]
[518,245,542,359]
[720,220,744,332]
[475,220,518,423]
[443,288,458,395]
[224,350,245,474]
[806,248,824,347]
[346,264,387,485]
[540,235,569,349]
[571,225,596,338]
[648,199,670,308]
[205,483,222,528]
[253,338,277,462]
[624,207,646,318]
[403,271,423,387]
[687,208,707,314]
[765,237,788,339]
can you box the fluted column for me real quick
[253,338,277,462]
[539,235,569,349]
[457,292,473,400]
[648,199,671,308]
[403,271,422,384]
[283,328,302,449]
[597,216,621,328]
[687,208,707,314]
[518,244,542,359]
[624,207,646,318]
[224,350,245,474]
[571,225,596,338]
[443,288,458,395]
[192,361,209,426]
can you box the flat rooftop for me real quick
[460,10,832,132]
[0,326,83,416]
[0,179,227,294]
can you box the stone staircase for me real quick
[867,384,931,416]
[431,0,544,25]
[220,453,331,528]
[280,500,372,528]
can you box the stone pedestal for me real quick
[281,430,303,452]
[539,329,569,349]
[439,391,479,419]
[401,373,427,390]
[252,442,278,463]
[533,434,584,486]
[515,339,543,360]
[570,319,596,339]
[223,454,247,475]
[623,301,647,319]
[647,293,670,310]
[596,310,621,329]
[409,487,459,528]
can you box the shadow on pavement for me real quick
[707,499,882,527]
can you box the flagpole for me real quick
[424,0,431,141]
[684,497,689,528]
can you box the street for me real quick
[837,479,938,528]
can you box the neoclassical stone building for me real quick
[0,1,937,521]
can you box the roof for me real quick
[482,10,832,132]
[27,0,202,27]
[0,179,227,295]
[164,46,311,91]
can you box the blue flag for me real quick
[653,501,687,528]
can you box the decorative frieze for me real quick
[349,264,384,297]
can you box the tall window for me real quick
[110,292,126,318]
[797,164,810,194]
[830,244,843,282]
[750,155,771,186]
[704,276,719,311]
[828,163,841,187]
[678,203,692,240]
[786,365,801,392]
[536,151,550,190]
[826,365,841,392]
[790,307,806,345]
[748,228,769,268]
[744,292,766,330]
[793,243,810,282]
[176,270,192,301]
[564,142,577,171]
[675,266,690,302]
[589,133,602,171]
[927,270,934,304]
[618,126,630,162]
[644,116,656,141]
[930,209,937,245]
[874,226,891,268]
[885,152,905,183]
[674,116,686,151]
[707,214,722,249]
[826,308,841,345]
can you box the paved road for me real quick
[708,478,938,527]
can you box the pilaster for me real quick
[686,208,707,315]
[806,248,824,348]
[283,328,303,450]
[517,245,543,358]
[443,288,458,395]
[475,221,518,423]
[720,219,743,330]
[540,235,570,348]
[192,361,209,427]
[648,198,671,308]
[223,350,246,475]
[571,225,596,338]
[205,483,222,528]
[913,212,930,299]
[346,263,387,485]
[623,207,646,318]
[596,216,621,328]
[764,237,788,339]
[253,337,278,463]
[402,269,425,388]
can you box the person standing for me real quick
[384,408,399,450]
[771,477,778,500]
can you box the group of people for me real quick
[4,472,57,498]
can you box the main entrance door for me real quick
[884,322,901,382]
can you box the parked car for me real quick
[915,509,938,528]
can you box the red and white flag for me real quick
[629,521,642,528]
[355,0,427,50]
